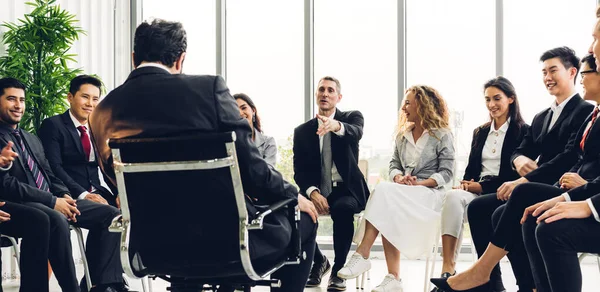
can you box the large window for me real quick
[406,0,496,182]
[142,0,216,75]
[504,0,597,122]
[315,0,398,187]
[226,0,305,171]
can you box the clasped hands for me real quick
[393,174,418,185]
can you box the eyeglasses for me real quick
[580,69,598,76]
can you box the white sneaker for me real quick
[337,252,372,279]
[372,274,403,292]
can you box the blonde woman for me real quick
[337,85,455,291]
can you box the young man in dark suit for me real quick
[293,76,369,291]
[38,75,117,207]
[89,19,319,292]
[0,141,53,292]
[0,78,129,292]
[466,47,594,292]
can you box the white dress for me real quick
[354,129,454,259]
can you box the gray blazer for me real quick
[389,128,455,189]
[254,130,277,167]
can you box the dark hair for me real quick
[582,54,598,72]
[233,93,262,133]
[540,46,581,84]
[0,77,26,96]
[133,19,187,68]
[483,76,525,128]
[69,75,102,96]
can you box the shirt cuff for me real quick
[562,192,571,202]
[389,169,403,181]
[0,161,13,171]
[306,186,319,198]
[78,191,90,200]
[334,122,345,136]
[586,198,600,222]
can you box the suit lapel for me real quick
[61,111,85,156]
[500,121,518,169]
[547,94,581,135]
[540,109,552,137]
[21,132,50,182]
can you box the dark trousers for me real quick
[467,193,506,291]
[26,199,122,292]
[0,201,51,292]
[313,185,361,274]
[520,183,595,292]
[492,205,535,291]
[489,183,562,292]
[271,212,317,292]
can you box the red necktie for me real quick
[580,107,599,151]
[77,125,91,161]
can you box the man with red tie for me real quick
[39,75,117,207]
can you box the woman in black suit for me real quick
[435,76,529,292]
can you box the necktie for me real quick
[77,125,91,161]
[580,107,599,151]
[12,130,50,192]
[320,133,332,198]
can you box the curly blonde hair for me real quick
[395,85,450,139]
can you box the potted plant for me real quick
[0,0,85,134]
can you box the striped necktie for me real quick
[12,130,50,192]
[580,107,599,151]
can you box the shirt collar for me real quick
[317,109,337,125]
[68,110,88,129]
[489,117,510,134]
[551,92,576,111]
[137,62,171,73]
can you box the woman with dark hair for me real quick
[234,93,277,167]
[432,76,530,292]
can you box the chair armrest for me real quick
[248,198,296,230]
[108,214,124,233]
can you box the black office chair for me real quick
[107,132,302,292]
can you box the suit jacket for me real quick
[90,67,297,204]
[292,109,370,209]
[254,130,277,168]
[463,120,530,194]
[89,67,297,259]
[529,108,600,203]
[389,128,455,189]
[38,111,115,202]
[511,94,594,183]
[0,125,69,208]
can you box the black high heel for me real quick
[430,277,492,292]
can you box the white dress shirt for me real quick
[402,129,430,176]
[480,118,510,177]
[137,62,171,72]
[548,92,576,131]
[306,110,346,197]
[69,110,113,200]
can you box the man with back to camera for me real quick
[88,19,319,292]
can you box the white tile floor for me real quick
[8,251,598,292]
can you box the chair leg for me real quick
[361,271,367,290]
[72,227,92,291]
[141,276,153,292]
[7,236,20,268]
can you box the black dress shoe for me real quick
[430,277,492,292]
[431,272,457,292]
[306,255,331,287]
[90,283,139,292]
[327,276,346,291]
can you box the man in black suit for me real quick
[39,75,117,207]
[88,19,318,292]
[519,53,600,291]
[0,140,52,292]
[293,76,369,291]
[0,78,128,292]
[466,47,594,292]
